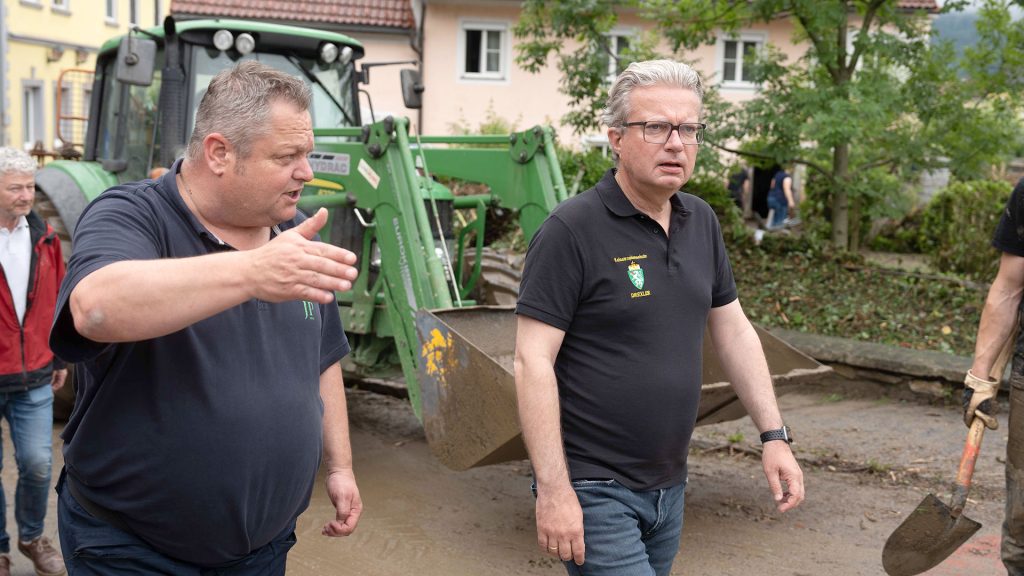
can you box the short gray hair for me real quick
[601,59,705,128]
[186,61,312,162]
[0,147,37,179]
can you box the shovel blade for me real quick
[882,493,982,576]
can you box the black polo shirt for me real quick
[516,169,737,491]
[50,160,349,566]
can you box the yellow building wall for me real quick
[4,0,170,150]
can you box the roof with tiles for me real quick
[898,0,940,10]
[170,0,415,30]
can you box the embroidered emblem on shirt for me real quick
[627,261,645,290]
[302,301,316,320]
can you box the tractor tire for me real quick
[34,187,77,421]
[469,248,523,307]
[34,187,73,255]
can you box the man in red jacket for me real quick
[0,147,66,576]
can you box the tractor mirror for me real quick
[115,35,157,86]
[400,69,424,109]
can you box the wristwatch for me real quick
[759,425,793,445]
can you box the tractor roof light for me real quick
[235,33,256,55]
[339,46,354,66]
[212,29,234,52]
[320,43,339,64]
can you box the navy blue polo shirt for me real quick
[50,160,349,566]
[516,169,737,491]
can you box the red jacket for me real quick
[0,211,65,389]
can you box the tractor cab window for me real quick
[95,54,165,183]
[189,48,357,138]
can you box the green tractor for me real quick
[37,17,827,471]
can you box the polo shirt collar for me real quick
[595,168,691,219]
[161,159,286,247]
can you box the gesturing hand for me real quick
[248,208,358,304]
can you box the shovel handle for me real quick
[950,417,986,516]
[951,325,1017,516]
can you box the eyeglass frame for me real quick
[621,121,707,145]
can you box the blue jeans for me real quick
[57,473,297,575]
[767,195,788,228]
[0,382,54,553]
[565,479,686,576]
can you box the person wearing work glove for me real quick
[966,176,1024,576]
[963,369,1000,429]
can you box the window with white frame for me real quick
[58,85,72,145]
[52,0,70,11]
[105,0,116,23]
[22,83,44,149]
[719,33,764,88]
[460,21,507,80]
[603,34,631,83]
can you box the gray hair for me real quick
[601,59,705,128]
[186,61,312,162]
[0,147,37,178]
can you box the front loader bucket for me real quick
[416,306,525,471]
[697,325,832,425]
[415,307,829,471]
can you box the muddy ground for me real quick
[1,376,1011,575]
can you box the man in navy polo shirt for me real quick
[515,59,805,576]
[49,62,361,574]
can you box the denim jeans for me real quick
[57,472,297,575]
[564,479,686,576]
[0,381,54,553]
[767,195,788,228]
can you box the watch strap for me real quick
[760,426,792,444]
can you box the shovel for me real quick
[881,328,1016,576]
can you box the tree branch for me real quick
[708,140,836,184]
[848,0,886,75]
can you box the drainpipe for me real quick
[0,1,8,146]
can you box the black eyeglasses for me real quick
[622,121,706,145]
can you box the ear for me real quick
[203,133,233,176]
[607,127,623,157]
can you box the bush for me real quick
[557,147,613,194]
[920,179,1012,280]
[682,175,744,240]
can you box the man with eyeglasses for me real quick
[0,147,67,576]
[515,60,804,576]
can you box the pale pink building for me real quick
[171,0,938,147]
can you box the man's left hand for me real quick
[762,441,804,513]
[322,468,362,537]
[51,368,68,392]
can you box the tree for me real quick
[515,0,1024,250]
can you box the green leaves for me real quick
[514,0,1024,251]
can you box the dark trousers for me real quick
[57,473,296,576]
[1006,357,1024,575]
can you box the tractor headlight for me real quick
[212,29,234,51]
[235,33,256,55]
[320,43,339,64]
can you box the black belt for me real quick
[64,473,136,535]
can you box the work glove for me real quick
[963,369,999,430]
